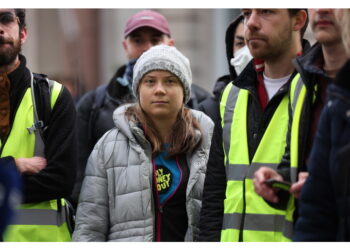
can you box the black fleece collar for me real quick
[8,54,31,93]
[294,43,331,80]
[334,59,350,91]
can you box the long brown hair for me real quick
[125,104,202,157]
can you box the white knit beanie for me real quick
[132,45,192,104]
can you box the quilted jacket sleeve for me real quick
[72,131,111,242]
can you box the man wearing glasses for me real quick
[0,9,77,241]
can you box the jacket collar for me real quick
[8,54,30,90]
[107,64,134,100]
[233,38,309,92]
[293,42,331,80]
[232,60,257,91]
[334,59,350,92]
[232,59,292,94]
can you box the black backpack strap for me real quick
[27,72,53,156]
[87,83,108,141]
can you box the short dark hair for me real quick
[288,9,308,38]
[15,9,26,30]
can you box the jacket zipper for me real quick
[152,159,162,242]
[152,155,183,242]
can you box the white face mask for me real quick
[230,45,253,76]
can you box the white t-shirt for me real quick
[263,73,292,100]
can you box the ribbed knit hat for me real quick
[133,45,192,104]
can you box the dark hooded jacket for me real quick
[276,43,334,188]
[198,15,243,124]
[293,60,350,241]
[198,17,310,238]
[197,15,252,241]
[2,55,77,204]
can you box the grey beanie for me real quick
[133,45,192,104]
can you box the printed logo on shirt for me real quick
[154,151,182,205]
[156,165,172,194]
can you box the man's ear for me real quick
[20,27,28,45]
[122,39,127,52]
[293,10,308,33]
[167,38,175,46]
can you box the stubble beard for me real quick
[249,24,293,62]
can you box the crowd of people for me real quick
[1,8,350,242]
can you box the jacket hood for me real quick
[112,104,144,145]
[209,14,245,99]
[225,14,244,80]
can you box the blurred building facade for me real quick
[23,9,316,99]
[23,9,240,98]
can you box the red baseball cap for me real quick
[124,10,171,38]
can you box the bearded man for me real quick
[0,9,77,241]
[199,9,309,242]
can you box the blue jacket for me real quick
[294,60,350,241]
[0,157,22,240]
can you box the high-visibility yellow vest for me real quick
[1,77,71,242]
[282,74,316,229]
[289,73,316,182]
[219,80,294,242]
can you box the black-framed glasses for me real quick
[0,12,19,26]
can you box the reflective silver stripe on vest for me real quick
[222,213,293,239]
[291,75,304,115]
[290,168,298,183]
[226,163,279,181]
[33,133,45,157]
[290,75,305,183]
[222,85,240,168]
[11,207,67,226]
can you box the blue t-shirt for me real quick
[153,146,189,241]
[155,151,182,205]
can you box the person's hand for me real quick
[14,157,47,174]
[254,167,283,203]
[290,171,309,198]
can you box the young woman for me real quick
[72,45,214,242]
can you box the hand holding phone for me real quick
[264,179,291,191]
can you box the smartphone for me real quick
[264,179,291,191]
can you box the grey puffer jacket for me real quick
[73,104,214,242]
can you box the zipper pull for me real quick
[159,206,163,213]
